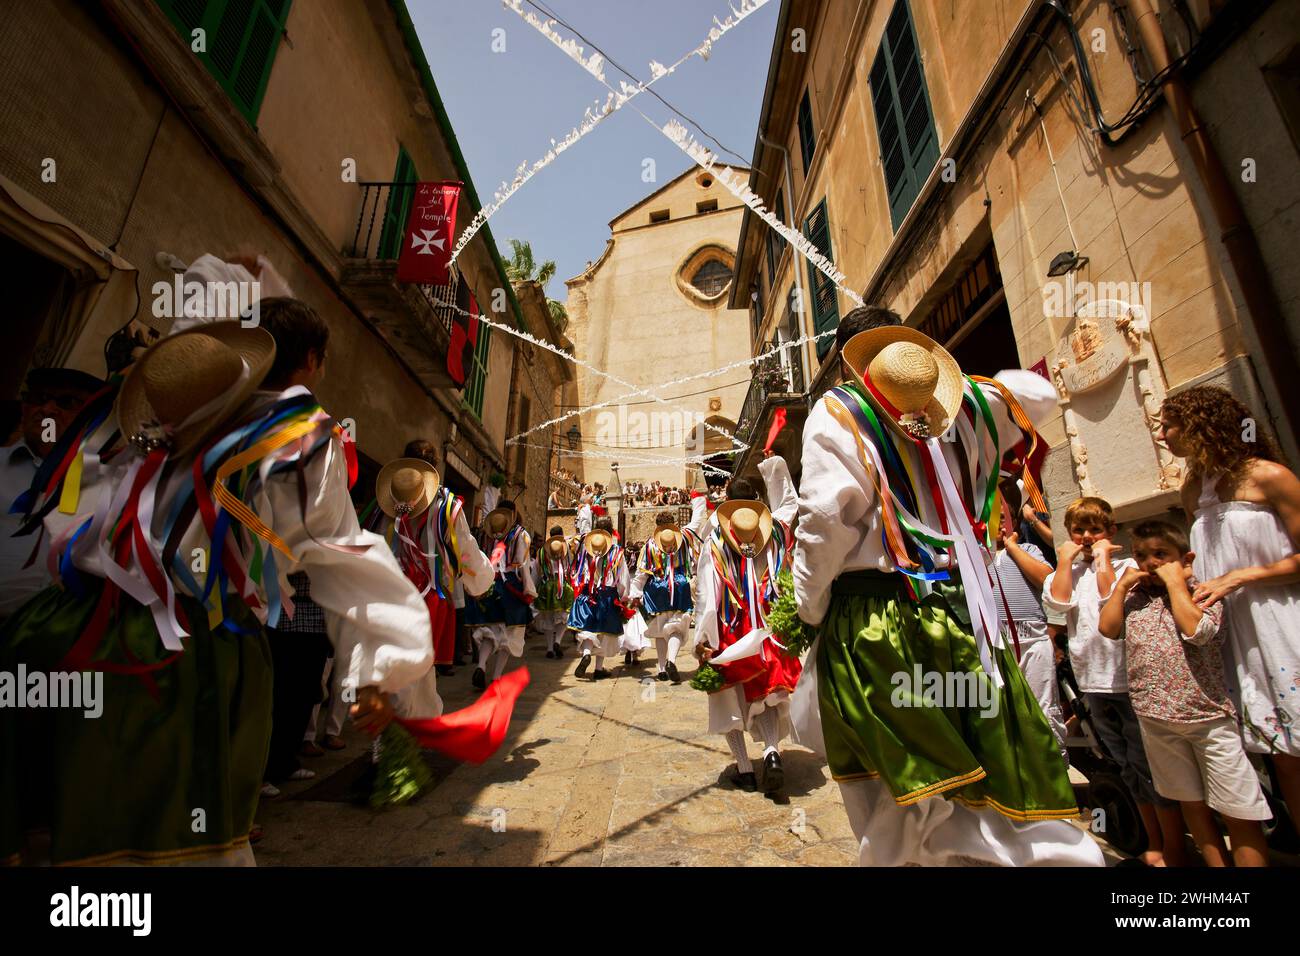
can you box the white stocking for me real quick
[491,648,510,680]
[753,707,780,757]
[725,729,753,773]
[665,634,682,662]
[476,639,493,668]
[593,655,605,672]
[654,637,668,671]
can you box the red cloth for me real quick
[397,668,530,764]
[762,407,788,453]
[591,505,608,517]
[713,616,802,703]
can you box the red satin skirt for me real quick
[714,617,803,703]
[424,591,457,666]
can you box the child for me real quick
[1043,496,1181,865]
[629,512,694,683]
[569,517,628,680]
[1098,520,1269,866]
[534,527,574,659]
[990,486,1065,761]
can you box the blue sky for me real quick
[413,0,780,301]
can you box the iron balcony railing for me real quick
[735,339,806,447]
[346,181,459,335]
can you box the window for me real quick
[803,199,839,360]
[513,396,531,477]
[649,209,670,223]
[870,0,939,230]
[156,0,292,124]
[676,245,736,305]
[696,199,718,214]
[797,89,817,171]
[765,190,785,282]
[463,309,492,419]
[691,259,732,297]
[377,146,417,260]
[752,281,765,338]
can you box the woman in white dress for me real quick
[1159,385,1300,826]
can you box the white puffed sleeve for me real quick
[515,530,536,597]
[454,507,494,598]
[693,554,720,650]
[758,454,798,525]
[792,398,877,627]
[263,436,431,698]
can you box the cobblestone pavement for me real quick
[255,633,1118,867]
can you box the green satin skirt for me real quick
[1,578,272,865]
[817,572,1078,821]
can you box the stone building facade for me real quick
[731,0,1300,533]
[564,166,754,492]
[0,0,566,520]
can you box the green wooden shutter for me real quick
[797,90,816,171]
[377,147,418,260]
[156,0,291,125]
[464,324,492,419]
[870,0,939,230]
[765,190,785,282]
[803,199,839,360]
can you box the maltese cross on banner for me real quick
[396,181,462,285]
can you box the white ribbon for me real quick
[923,440,1005,687]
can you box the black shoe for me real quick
[592,668,610,680]
[545,649,556,659]
[472,667,486,690]
[656,670,670,681]
[575,655,591,678]
[436,665,455,677]
[730,769,758,792]
[761,751,784,794]
[553,644,564,659]
[665,660,680,683]
[624,651,633,667]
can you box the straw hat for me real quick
[841,326,964,441]
[716,499,773,558]
[655,521,683,555]
[375,457,440,518]
[116,322,275,457]
[584,527,614,558]
[546,530,567,559]
[484,504,517,539]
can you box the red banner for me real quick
[396,181,461,285]
[447,288,480,388]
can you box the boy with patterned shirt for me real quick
[1098,520,1269,866]
[1042,495,1180,865]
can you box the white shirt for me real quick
[47,388,439,712]
[793,371,1058,626]
[694,455,796,650]
[1042,555,1137,694]
[0,442,52,617]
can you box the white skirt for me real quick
[473,623,526,657]
[839,777,1104,867]
[576,629,622,658]
[707,683,790,741]
[621,611,649,652]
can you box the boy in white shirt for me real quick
[1042,495,1180,865]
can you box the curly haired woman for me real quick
[1159,385,1300,825]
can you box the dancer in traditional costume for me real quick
[0,299,437,866]
[465,500,533,690]
[569,517,628,680]
[781,318,1103,866]
[534,526,574,659]
[376,457,494,713]
[630,512,695,683]
[694,454,801,794]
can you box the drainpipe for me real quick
[756,128,806,391]
[1127,0,1298,445]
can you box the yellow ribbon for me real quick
[57,450,84,515]
[212,419,323,561]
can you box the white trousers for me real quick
[305,656,348,740]
[1016,635,1068,763]
[472,623,526,657]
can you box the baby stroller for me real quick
[1055,657,1147,856]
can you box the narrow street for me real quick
[255,634,1117,867]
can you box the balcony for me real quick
[339,182,459,391]
[732,340,810,485]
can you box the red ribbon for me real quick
[762,407,787,453]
